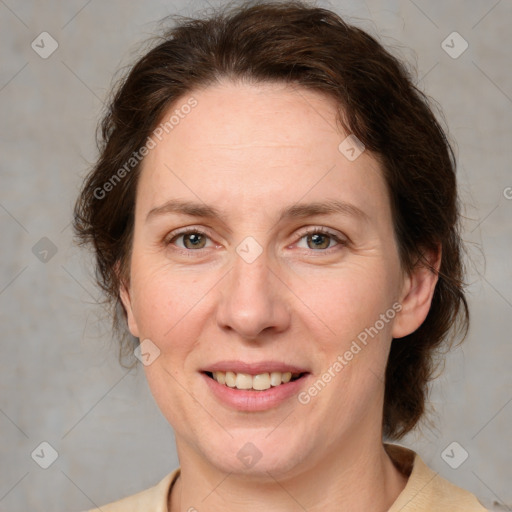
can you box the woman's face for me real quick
[120,80,426,476]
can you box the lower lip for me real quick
[202,373,309,412]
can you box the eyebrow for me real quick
[145,198,369,224]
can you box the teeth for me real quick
[210,371,301,391]
[270,372,282,386]
[225,371,236,388]
[253,373,270,390]
[213,371,225,385]
[235,373,253,390]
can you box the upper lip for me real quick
[202,360,309,375]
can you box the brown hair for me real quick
[73,0,469,440]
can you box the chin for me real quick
[200,431,312,478]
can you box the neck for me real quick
[169,439,408,512]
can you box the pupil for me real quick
[310,233,329,249]
[186,233,204,248]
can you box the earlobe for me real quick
[116,262,140,339]
[392,246,441,339]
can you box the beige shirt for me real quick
[88,444,488,511]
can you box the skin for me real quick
[120,80,440,511]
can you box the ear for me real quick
[116,261,140,339]
[392,245,441,339]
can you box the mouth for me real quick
[203,370,307,391]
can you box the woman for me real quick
[73,1,488,510]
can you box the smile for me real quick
[205,371,304,391]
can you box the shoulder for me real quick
[85,468,180,512]
[385,443,489,512]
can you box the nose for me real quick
[215,250,291,341]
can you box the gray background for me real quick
[0,0,511,510]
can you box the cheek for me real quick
[129,255,210,339]
[130,264,209,414]
[294,262,398,342]
[300,268,397,423]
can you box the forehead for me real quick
[153,80,342,157]
[136,80,389,223]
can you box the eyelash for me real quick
[164,226,347,255]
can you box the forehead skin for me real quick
[135,80,396,257]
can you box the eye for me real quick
[295,227,346,251]
[164,227,346,254]
[165,229,214,250]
